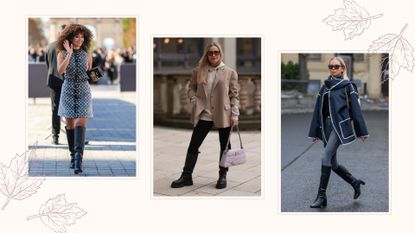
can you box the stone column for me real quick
[367,54,382,99]
[253,77,261,114]
[179,78,190,114]
[239,79,249,114]
[95,19,102,48]
[160,76,168,113]
[223,38,237,69]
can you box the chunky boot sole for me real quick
[74,168,83,174]
[171,180,193,188]
[310,199,327,208]
[215,175,227,189]
[215,182,226,189]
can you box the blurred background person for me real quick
[45,24,66,145]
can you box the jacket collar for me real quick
[324,76,350,90]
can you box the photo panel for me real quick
[280,52,389,212]
[153,37,262,197]
[27,17,137,177]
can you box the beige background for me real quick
[0,0,412,232]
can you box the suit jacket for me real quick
[45,41,63,90]
[188,65,239,128]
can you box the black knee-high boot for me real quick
[65,127,75,169]
[310,166,331,208]
[74,126,86,174]
[216,166,228,189]
[332,165,365,199]
[171,152,199,188]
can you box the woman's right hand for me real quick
[63,40,73,55]
[312,137,318,143]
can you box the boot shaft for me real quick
[318,166,332,194]
[65,127,75,154]
[74,126,86,154]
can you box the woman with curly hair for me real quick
[56,24,98,174]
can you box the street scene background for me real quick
[28,17,137,176]
[153,37,261,196]
[281,53,389,212]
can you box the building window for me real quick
[153,38,203,72]
[354,53,364,61]
[308,54,322,61]
[236,38,261,73]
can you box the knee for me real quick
[321,155,331,167]
[331,161,339,170]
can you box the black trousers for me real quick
[50,87,61,136]
[187,120,231,171]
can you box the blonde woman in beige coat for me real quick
[171,42,240,189]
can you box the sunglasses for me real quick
[207,51,220,57]
[328,64,343,70]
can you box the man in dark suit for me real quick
[45,24,65,145]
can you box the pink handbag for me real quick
[220,126,247,168]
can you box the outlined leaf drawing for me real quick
[323,0,383,40]
[369,24,415,79]
[27,194,87,233]
[0,146,43,210]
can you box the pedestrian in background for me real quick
[56,24,98,174]
[308,56,369,208]
[45,24,66,145]
[171,42,240,189]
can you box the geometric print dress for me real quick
[58,49,93,118]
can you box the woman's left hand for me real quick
[231,119,239,127]
[360,136,369,142]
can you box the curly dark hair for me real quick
[56,24,93,52]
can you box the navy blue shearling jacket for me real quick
[308,77,369,145]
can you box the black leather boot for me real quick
[333,165,365,199]
[171,152,199,188]
[52,134,59,145]
[74,126,86,174]
[65,127,75,169]
[310,166,331,208]
[215,167,228,189]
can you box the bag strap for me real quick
[345,87,350,109]
[224,125,243,152]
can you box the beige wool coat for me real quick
[188,65,239,128]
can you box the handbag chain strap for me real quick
[224,125,243,152]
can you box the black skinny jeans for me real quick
[187,120,231,171]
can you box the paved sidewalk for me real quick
[153,127,261,197]
[28,84,137,177]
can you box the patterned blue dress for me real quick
[58,49,93,118]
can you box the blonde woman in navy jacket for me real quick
[308,57,369,208]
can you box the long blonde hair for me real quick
[196,42,224,84]
[329,56,349,80]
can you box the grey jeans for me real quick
[322,117,340,168]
